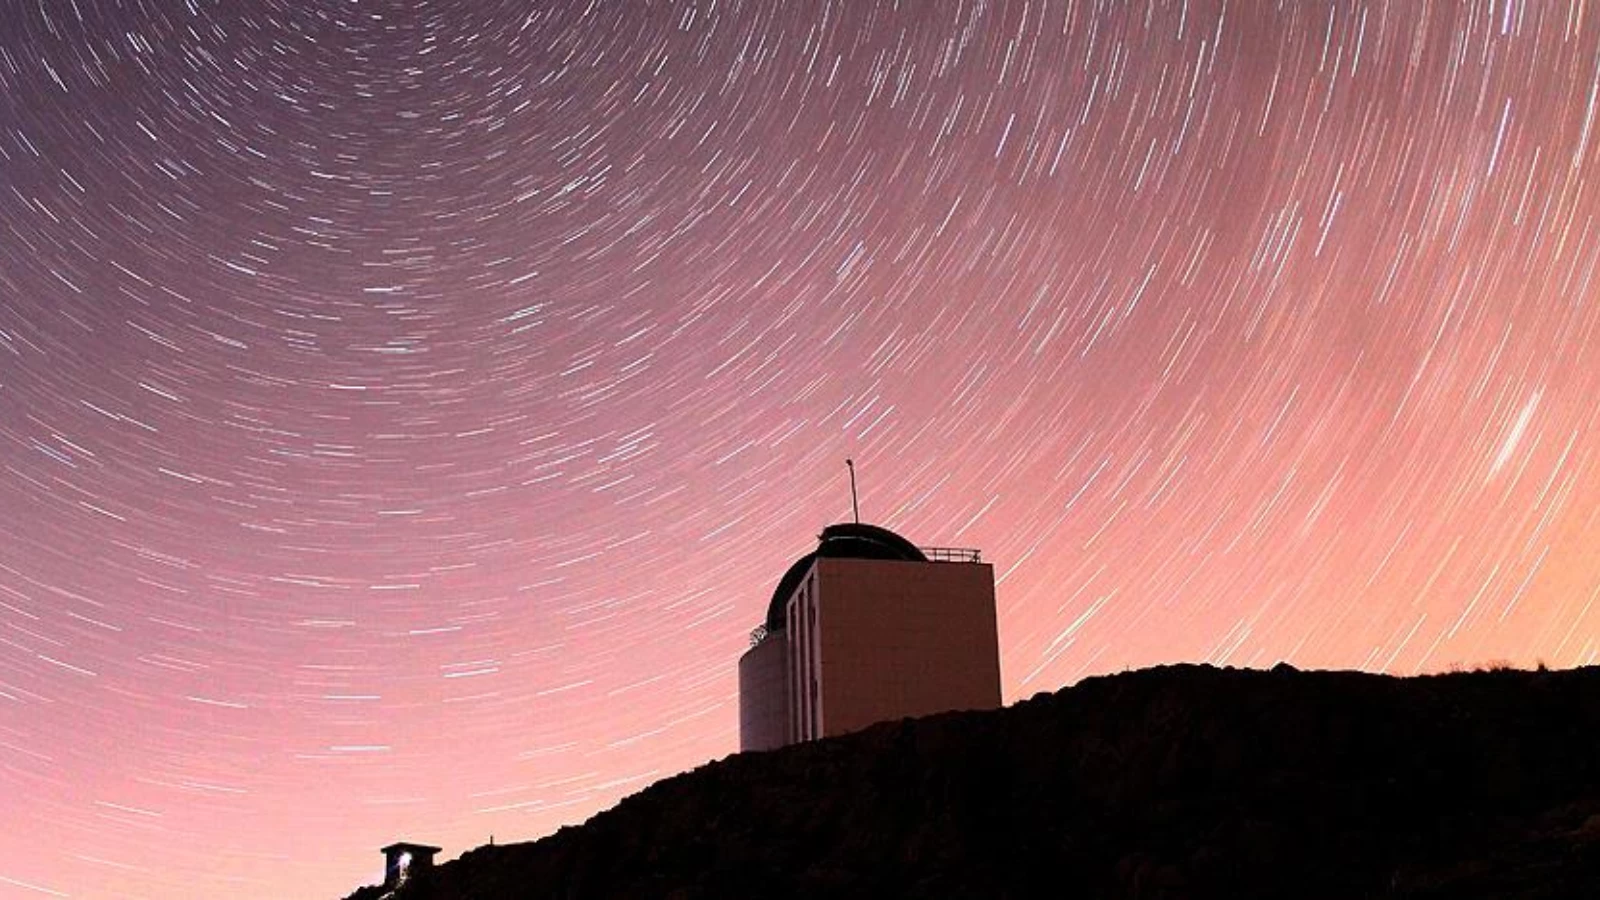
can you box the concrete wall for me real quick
[737,635,788,752]
[812,557,1002,740]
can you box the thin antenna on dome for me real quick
[846,458,860,524]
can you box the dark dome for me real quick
[763,524,927,630]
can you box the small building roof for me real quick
[381,842,442,855]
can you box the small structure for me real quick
[380,842,441,889]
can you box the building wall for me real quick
[811,557,1002,739]
[383,850,434,887]
[786,568,823,743]
[737,635,788,752]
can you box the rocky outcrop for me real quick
[343,663,1600,899]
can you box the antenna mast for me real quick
[846,458,860,524]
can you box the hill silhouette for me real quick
[343,663,1600,899]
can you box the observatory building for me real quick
[738,523,1001,752]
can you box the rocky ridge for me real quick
[344,663,1600,899]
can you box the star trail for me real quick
[2,0,1598,896]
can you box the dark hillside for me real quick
[345,664,1600,899]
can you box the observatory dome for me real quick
[763,523,927,631]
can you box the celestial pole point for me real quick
[846,458,860,524]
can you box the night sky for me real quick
[2,0,1598,896]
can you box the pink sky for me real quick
[1,1,1597,896]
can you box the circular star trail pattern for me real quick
[3,1,1599,896]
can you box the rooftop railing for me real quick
[920,546,982,563]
